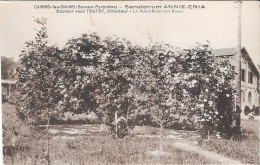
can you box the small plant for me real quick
[2,94,8,103]
[254,106,259,116]
[114,117,129,138]
[244,106,252,116]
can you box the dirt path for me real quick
[172,141,243,164]
[167,130,243,164]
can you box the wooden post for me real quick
[8,84,11,97]
[159,120,163,151]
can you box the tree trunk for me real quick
[47,111,50,165]
[126,108,128,124]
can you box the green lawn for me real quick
[200,119,259,164]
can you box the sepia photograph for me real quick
[0,1,259,164]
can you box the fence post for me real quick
[115,111,118,138]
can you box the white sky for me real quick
[0,1,259,65]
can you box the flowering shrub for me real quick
[16,18,239,139]
[171,44,238,138]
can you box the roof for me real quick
[212,47,259,79]
[212,47,237,56]
[1,79,16,84]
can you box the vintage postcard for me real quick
[0,1,259,164]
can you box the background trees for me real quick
[1,56,19,80]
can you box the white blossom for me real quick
[76,76,81,80]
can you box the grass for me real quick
[4,130,217,164]
[9,135,217,164]
[49,136,217,164]
[5,134,217,164]
[200,119,259,164]
[3,103,216,164]
[3,103,259,164]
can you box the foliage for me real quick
[108,117,130,138]
[130,42,238,138]
[170,44,237,138]
[244,105,252,116]
[16,19,136,137]
[16,18,238,139]
[2,93,17,105]
[254,106,259,116]
[131,43,179,135]
[133,113,154,126]
[2,93,9,103]
[94,36,136,138]
[54,33,104,115]
[2,103,37,162]
[1,56,18,80]
[16,18,61,125]
[165,116,198,131]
